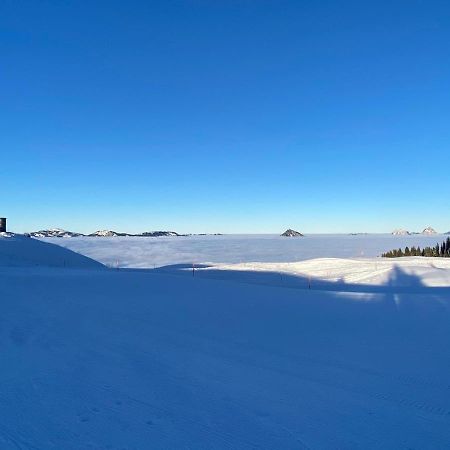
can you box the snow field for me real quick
[1,235,450,448]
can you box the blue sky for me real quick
[1,1,450,233]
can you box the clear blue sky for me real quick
[1,1,449,233]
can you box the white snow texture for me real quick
[1,234,450,449]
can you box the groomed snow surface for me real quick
[2,234,450,449]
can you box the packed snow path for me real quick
[1,263,450,449]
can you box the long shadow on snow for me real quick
[148,263,450,296]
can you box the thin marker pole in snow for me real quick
[192,263,195,277]
[308,276,311,289]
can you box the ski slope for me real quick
[1,236,450,448]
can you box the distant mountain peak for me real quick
[25,229,84,238]
[392,229,410,236]
[422,226,437,235]
[281,229,304,237]
[89,230,121,237]
[140,231,180,237]
[26,228,183,238]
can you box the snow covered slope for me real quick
[2,236,450,448]
[1,263,450,449]
[0,234,104,268]
[188,257,450,288]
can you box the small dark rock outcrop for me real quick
[281,229,304,237]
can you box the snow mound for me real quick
[0,234,104,268]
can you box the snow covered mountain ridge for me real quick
[392,229,410,236]
[20,227,445,239]
[392,226,438,235]
[25,229,183,238]
[0,232,15,238]
[25,228,83,238]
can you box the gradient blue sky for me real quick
[2,1,450,234]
